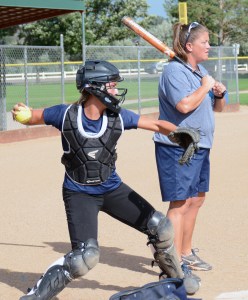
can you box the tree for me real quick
[163,0,248,54]
[0,27,18,44]
[18,0,154,59]
[18,13,83,60]
[84,0,151,45]
[148,19,173,48]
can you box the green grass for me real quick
[238,80,248,90]
[5,77,248,111]
[123,100,159,110]
[239,93,248,105]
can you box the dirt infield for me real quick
[0,106,248,300]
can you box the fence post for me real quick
[217,46,222,81]
[137,45,142,114]
[24,47,29,106]
[82,12,86,63]
[233,43,240,104]
[0,47,7,131]
[134,40,141,114]
[60,34,65,104]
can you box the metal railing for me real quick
[0,44,243,131]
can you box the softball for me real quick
[15,106,32,124]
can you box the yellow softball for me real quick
[15,106,32,124]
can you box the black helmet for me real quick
[76,60,127,113]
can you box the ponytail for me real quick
[173,23,188,62]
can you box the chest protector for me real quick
[61,104,123,185]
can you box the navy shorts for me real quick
[155,143,210,202]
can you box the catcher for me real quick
[12,60,200,300]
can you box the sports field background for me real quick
[5,77,248,112]
[0,106,248,299]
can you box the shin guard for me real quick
[147,211,183,279]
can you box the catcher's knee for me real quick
[147,211,174,249]
[65,238,100,279]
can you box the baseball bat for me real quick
[122,16,202,78]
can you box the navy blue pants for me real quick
[63,183,155,249]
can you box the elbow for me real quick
[176,104,191,114]
[176,98,193,114]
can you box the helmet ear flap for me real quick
[76,66,86,92]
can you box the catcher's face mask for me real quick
[85,81,127,113]
[105,82,127,103]
[76,60,127,113]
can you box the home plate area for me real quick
[216,290,248,299]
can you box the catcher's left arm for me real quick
[137,117,200,165]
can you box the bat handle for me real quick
[194,71,203,78]
[174,56,203,78]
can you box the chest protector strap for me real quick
[61,104,123,185]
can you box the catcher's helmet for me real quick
[76,60,127,113]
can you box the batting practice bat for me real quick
[122,16,203,78]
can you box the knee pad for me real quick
[65,238,100,279]
[147,211,174,249]
[21,239,100,300]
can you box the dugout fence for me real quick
[0,44,243,131]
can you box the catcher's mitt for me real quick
[168,127,200,165]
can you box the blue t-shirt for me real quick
[153,60,215,149]
[44,104,140,194]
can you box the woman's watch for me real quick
[214,90,227,99]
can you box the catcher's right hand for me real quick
[168,127,201,165]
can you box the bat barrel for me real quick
[122,16,175,58]
[122,16,203,78]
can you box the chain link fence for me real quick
[0,44,244,131]
[0,45,63,131]
[86,45,241,112]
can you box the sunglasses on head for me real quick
[184,22,199,48]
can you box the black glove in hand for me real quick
[168,127,200,165]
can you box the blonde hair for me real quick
[173,22,209,62]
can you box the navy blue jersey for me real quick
[44,104,140,194]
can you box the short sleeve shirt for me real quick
[43,104,140,194]
[153,60,215,148]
